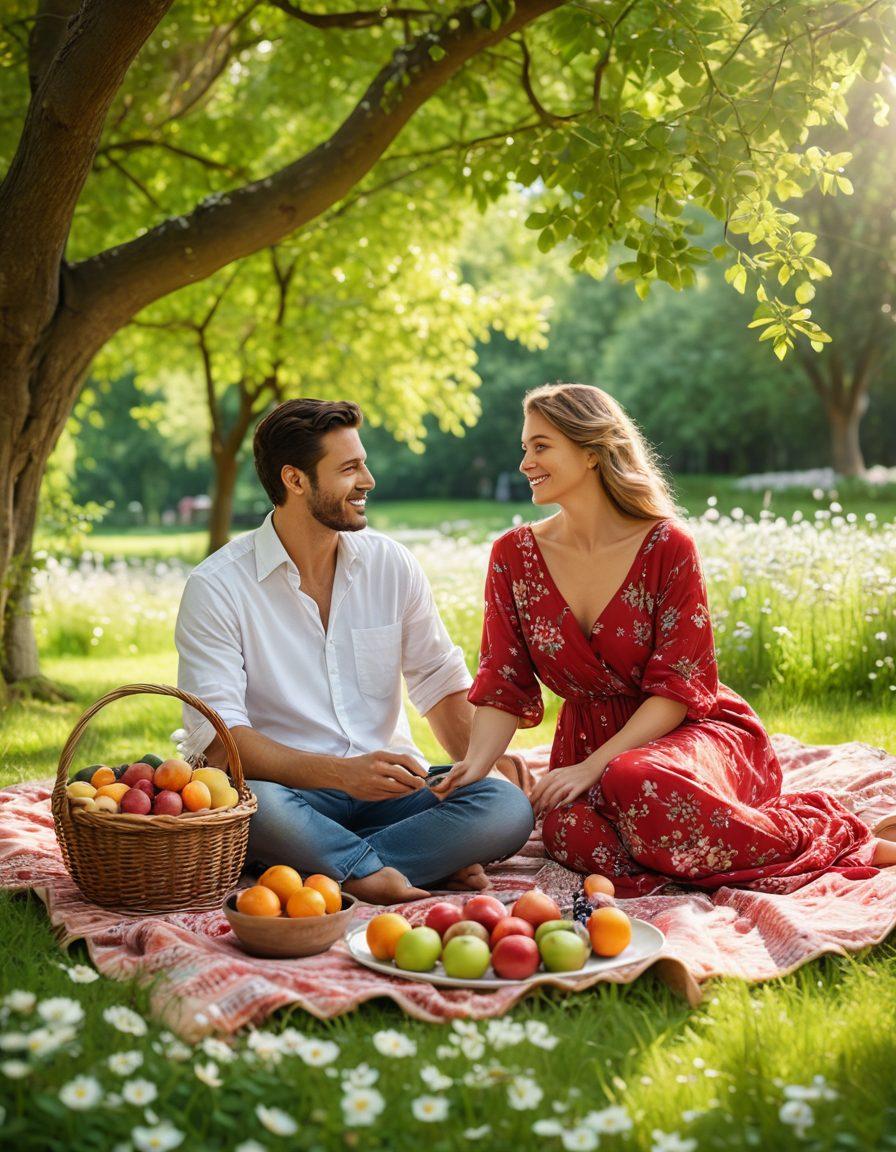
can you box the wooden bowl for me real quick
[223,891,359,958]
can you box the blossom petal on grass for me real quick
[411,1095,449,1122]
[59,1075,103,1110]
[255,1104,298,1136]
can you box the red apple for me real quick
[424,901,464,938]
[491,935,540,980]
[490,916,536,948]
[152,789,183,816]
[133,779,155,797]
[120,786,151,815]
[121,762,155,788]
[512,889,562,927]
[463,894,508,935]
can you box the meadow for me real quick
[2,484,895,1151]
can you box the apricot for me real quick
[583,874,616,899]
[190,767,232,808]
[286,887,327,918]
[259,865,304,909]
[181,780,212,812]
[304,874,342,914]
[95,782,129,804]
[154,758,192,792]
[236,885,282,917]
[90,766,117,789]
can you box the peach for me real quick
[190,767,232,808]
[122,762,155,788]
[152,789,183,816]
[120,787,152,815]
[154,758,192,792]
[94,782,129,804]
[181,780,211,812]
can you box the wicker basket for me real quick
[51,683,257,914]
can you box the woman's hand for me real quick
[530,761,603,821]
[430,759,491,801]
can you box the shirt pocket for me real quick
[352,622,403,700]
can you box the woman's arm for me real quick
[430,705,519,799]
[530,695,687,818]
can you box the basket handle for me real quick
[54,683,244,799]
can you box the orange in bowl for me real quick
[286,887,327,918]
[304,874,342,914]
[236,885,282,917]
[587,906,632,957]
[258,865,304,910]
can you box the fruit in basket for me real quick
[366,912,412,960]
[91,766,117,789]
[95,782,129,804]
[442,934,491,979]
[490,916,535,947]
[583,874,615,899]
[138,753,164,769]
[258,865,304,909]
[66,781,97,800]
[463,894,508,934]
[534,919,576,945]
[587,907,632,957]
[424,901,463,937]
[152,790,183,816]
[442,920,489,945]
[190,767,232,808]
[69,796,96,812]
[73,764,103,783]
[511,889,562,927]
[286,887,327,918]
[113,764,130,780]
[492,934,540,979]
[181,780,212,812]
[236,885,282,917]
[133,779,155,797]
[220,787,239,810]
[394,926,442,972]
[539,930,589,972]
[120,787,152,815]
[122,762,155,788]
[304,874,342,914]
[154,759,192,792]
[93,796,119,814]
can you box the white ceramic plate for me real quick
[344,919,665,990]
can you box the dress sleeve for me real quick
[467,539,544,728]
[641,530,718,721]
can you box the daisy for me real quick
[779,1099,814,1136]
[59,1075,102,1110]
[37,998,84,1027]
[420,1065,452,1091]
[341,1087,386,1127]
[584,1105,633,1134]
[0,1032,27,1051]
[507,1075,543,1111]
[26,1025,76,1057]
[650,1131,697,1152]
[255,1105,298,1136]
[1,1060,31,1078]
[131,1122,185,1152]
[3,991,36,1014]
[200,1036,237,1063]
[246,1031,282,1064]
[457,1035,485,1060]
[533,1119,564,1135]
[275,1028,307,1056]
[298,1039,339,1066]
[561,1128,599,1151]
[524,1020,559,1050]
[63,964,100,984]
[342,1063,379,1088]
[464,1126,491,1140]
[194,1061,223,1088]
[108,1050,144,1076]
[123,1079,158,1106]
[163,1039,192,1063]
[235,1143,268,1152]
[485,1020,526,1048]
[411,1095,449,1122]
[103,1006,148,1037]
[372,1029,416,1057]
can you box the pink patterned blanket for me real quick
[2,734,894,1042]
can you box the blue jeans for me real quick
[246,773,534,887]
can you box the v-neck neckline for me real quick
[525,518,667,642]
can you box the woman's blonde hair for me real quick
[524,382,679,520]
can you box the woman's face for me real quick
[519,408,595,506]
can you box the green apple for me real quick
[394,926,442,972]
[534,919,577,945]
[442,935,491,979]
[539,930,589,972]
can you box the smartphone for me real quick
[424,765,452,788]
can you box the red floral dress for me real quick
[468,518,878,896]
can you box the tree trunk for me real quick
[207,449,238,555]
[826,397,867,477]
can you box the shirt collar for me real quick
[254,509,363,583]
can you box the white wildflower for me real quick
[235,1142,268,1152]
[103,1006,148,1036]
[651,1131,697,1152]
[420,1064,452,1091]
[200,1036,237,1063]
[533,1118,564,1135]
[1,1059,31,1078]
[464,1126,491,1140]
[561,1128,599,1151]
[524,1019,559,1050]
[59,1075,102,1110]
[123,1078,158,1106]
[298,1038,339,1066]
[780,1099,815,1135]
[342,1062,379,1088]
[247,1030,282,1063]
[0,1032,27,1051]
[584,1104,633,1133]
[507,1075,543,1111]
[194,1061,223,1087]
[255,1105,298,1136]
[37,997,84,1027]
[458,1034,485,1060]
[411,1095,449,1122]
[63,964,100,984]
[26,1025,76,1057]
[372,1028,417,1057]
[3,991,36,1014]
[341,1087,386,1127]
[131,1122,185,1152]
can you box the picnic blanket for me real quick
[1,734,895,1042]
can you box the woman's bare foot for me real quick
[431,863,490,892]
[871,837,896,867]
[343,866,429,905]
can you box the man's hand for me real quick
[429,758,491,801]
[342,750,427,801]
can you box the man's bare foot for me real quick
[343,866,430,905]
[431,863,490,892]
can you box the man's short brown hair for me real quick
[253,398,363,505]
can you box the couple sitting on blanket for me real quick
[176,383,895,907]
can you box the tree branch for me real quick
[266,1,432,29]
[96,137,248,179]
[26,0,79,94]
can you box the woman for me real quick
[433,382,896,897]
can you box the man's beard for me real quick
[307,481,366,532]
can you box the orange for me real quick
[94,782,129,803]
[91,766,117,789]
[304,874,342,914]
[236,885,282,917]
[583,873,616,899]
[285,887,327,918]
[154,759,192,792]
[587,907,632,957]
[181,780,212,812]
[365,912,412,961]
[258,865,304,910]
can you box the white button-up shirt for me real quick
[174,511,472,768]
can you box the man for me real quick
[175,398,534,905]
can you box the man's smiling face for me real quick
[303,425,375,532]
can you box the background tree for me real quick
[1,0,894,695]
